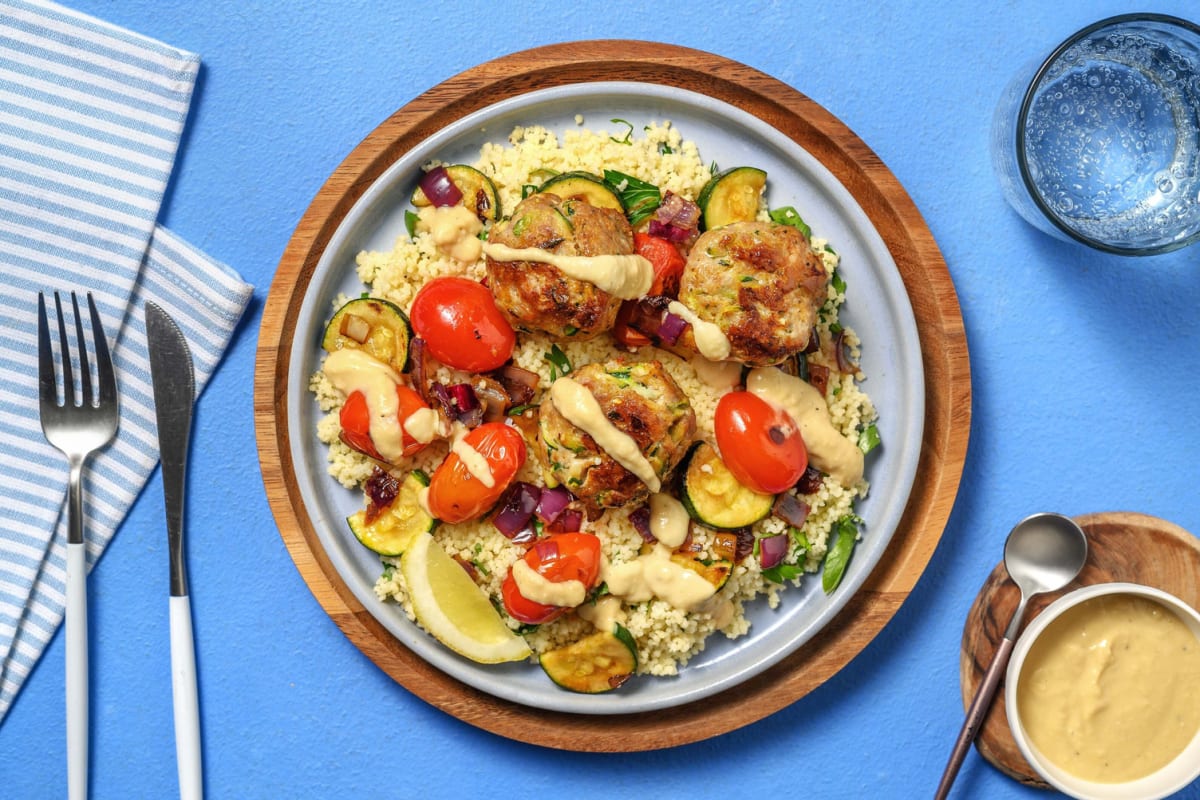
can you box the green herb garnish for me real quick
[404,209,419,238]
[609,118,634,144]
[763,563,804,584]
[769,206,811,238]
[603,169,661,226]
[831,268,847,296]
[822,515,859,593]
[545,344,572,380]
[858,423,881,454]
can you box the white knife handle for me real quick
[170,595,203,800]
[66,540,88,800]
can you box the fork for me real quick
[37,291,119,800]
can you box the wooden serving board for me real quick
[959,511,1200,786]
[255,40,971,751]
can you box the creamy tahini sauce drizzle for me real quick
[667,301,731,361]
[449,421,495,488]
[512,558,586,607]
[548,377,660,492]
[402,407,442,444]
[417,205,482,263]
[322,348,406,462]
[1017,593,1200,783]
[482,242,653,300]
[745,366,864,487]
[576,595,625,633]
[689,354,742,390]
[603,544,716,611]
[649,492,690,549]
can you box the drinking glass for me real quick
[991,14,1200,255]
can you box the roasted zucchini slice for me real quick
[411,164,501,222]
[347,470,434,556]
[697,166,767,230]
[539,171,624,212]
[321,296,412,373]
[669,551,732,592]
[680,442,775,530]
[540,624,638,693]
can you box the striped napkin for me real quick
[0,0,253,721]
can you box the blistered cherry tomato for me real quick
[426,422,526,524]
[409,276,515,371]
[339,384,431,461]
[634,232,686,296]
[714,390,807,494]
[501,533,602,625]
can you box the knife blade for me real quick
[145,301,203,800]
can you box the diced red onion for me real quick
[419,165,462,207]
[448,383,478,411]
[429,382,457,417]
[363,468,399,524]
[493,482,540,539]
[759,534,788,569]
[794,466,825,496]
[548,508,583,533]
[410,337,431,401]
[656,311,688,345]
[833,330,853,373]
[772,493,811,528]
[648,219,692,242]
[628,505,655,543]
[473,377,510,423]
[493,364,540,406]
[535,485,571,524]
[803,326,820,354]
[655,191,701,230]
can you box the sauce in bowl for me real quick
[1013,588,1200,786]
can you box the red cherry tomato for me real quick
[339,384,432,461]
[409,276,515,371]
[427,422,526,524]
[501,533,602,624]
[714,391,807,494]
[634,232,686,296]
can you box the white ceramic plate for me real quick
[286,82,925,714]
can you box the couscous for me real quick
[310,120,878,688]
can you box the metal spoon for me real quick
[933,512,1088,800]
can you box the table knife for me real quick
[146,301,204,800]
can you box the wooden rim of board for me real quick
[254,40,971,751]
[959,511,1200,786]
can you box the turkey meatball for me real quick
[676,220,828,367]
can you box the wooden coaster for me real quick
[959,511,1200,786]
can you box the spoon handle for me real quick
[933,633,1017,800]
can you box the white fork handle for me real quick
[66,540,88,800]
[170,595,203,800]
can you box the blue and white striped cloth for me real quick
[0,0,253,721]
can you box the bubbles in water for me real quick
[1021,29,1200,248]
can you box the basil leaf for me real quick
[831,268,847,295]
[858,423,881,454]
[545,344,572,379]
[822,516,858,593]
[603,169,661,226]
[404,209,419,238]
[769,205,811,238]
[763,563,804,584]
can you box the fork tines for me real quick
[37,291,117,411]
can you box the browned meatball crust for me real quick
[486,193,634,340]
[676,221,828,367]
[538,360,696,515]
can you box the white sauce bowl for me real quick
[1006,582,1200,800]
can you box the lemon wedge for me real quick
[401,531,532,664]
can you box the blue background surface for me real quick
[4,1,1200,798]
